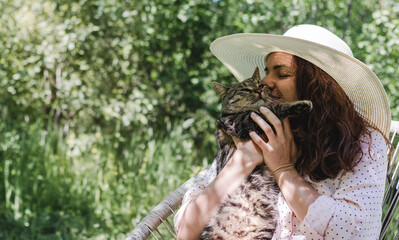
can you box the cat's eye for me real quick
[258,84,265,89]
[239,89,252,93]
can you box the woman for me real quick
[174,25,391,239]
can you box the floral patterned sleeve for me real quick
[173,159,217,231]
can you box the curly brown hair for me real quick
[292,56,373,182]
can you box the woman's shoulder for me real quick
[360,128,386,146]
[358,128,388,163]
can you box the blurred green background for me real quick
[1,0,398,239]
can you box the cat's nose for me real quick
[256,89,262,94]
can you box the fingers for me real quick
[249,131,272,152]
[250,107,284,139]
[250,112,275,141]
[260,107,284,137]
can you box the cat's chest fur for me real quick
[200,164,279,240]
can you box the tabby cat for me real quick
[199,67,312,240]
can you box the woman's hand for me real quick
[237,106,320,222]
[249,107,301,177]
[231,136,264,169]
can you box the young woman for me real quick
[174,24,391,239]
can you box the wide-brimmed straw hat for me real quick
[210,24,391,138]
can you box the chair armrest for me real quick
[126,167,210,240]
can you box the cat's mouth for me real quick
[252,99,272,110]
[228,98,273,113]
[234,101,265,112]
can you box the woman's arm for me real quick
[173,160,218,233]
[299,130,388,238]
[176,140,264,240]
[273,169,320,221]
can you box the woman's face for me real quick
[262,52,298,103]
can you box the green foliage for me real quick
[0,0,398,239]
[356,4,399,119]
[0,119,210,239]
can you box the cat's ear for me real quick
[252,67,261,82]
[212,82,230,99]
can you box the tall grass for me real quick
[0,119,214,239]
[1,118,398,239]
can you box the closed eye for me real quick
[239,89,252,93]
[279,75,291,78]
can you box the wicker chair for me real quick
[127,120,399,240]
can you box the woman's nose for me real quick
[262,75,275,89]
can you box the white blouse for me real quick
[174,129,388,239]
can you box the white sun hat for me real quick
[210,24,391,138]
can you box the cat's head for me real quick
[213,67,273,114]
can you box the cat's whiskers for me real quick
[231,102,260,118]
[237,95,265,112]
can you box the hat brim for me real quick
[210,33,391,137]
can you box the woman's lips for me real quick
[270,89,281,101]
